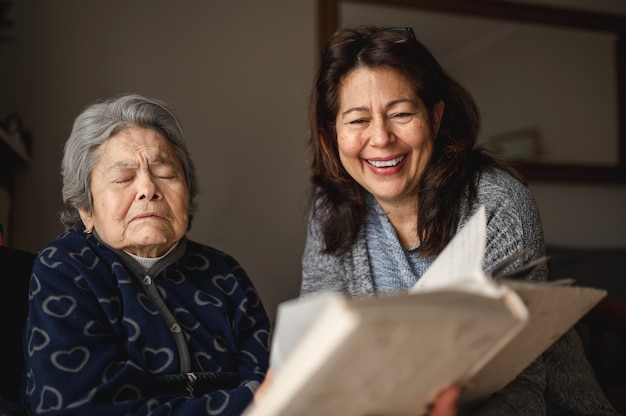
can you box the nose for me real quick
[136,173,162,201]
[368,118,395,147]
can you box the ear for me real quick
[432,100,445,135]
[78,208,94,233]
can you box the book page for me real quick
[269,293,339,373]
[459,282,606,410]
[411,205,501,298]
[247,290,524,416]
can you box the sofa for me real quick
[0,246,35,415]
[546,246,626,414]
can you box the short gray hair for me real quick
[60,93,198,230]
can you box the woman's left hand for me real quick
[428,385,460,416]
[254,368,273,402]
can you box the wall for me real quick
[507,0,626,248]
[0,1,316,322]
[500,0,626,249]
[1,0,625,324]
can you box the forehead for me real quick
[97,127,179,164]
[338,66,416,104]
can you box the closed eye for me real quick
[152,165,180,180]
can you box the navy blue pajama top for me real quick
[23,229,270,415]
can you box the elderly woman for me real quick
[22,94,269,415]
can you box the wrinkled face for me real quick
[335,66,443,211]
[79,127,190,257]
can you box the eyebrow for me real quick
[340,98,414,118]
[107,157,177,172]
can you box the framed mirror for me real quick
[317,0,626,182]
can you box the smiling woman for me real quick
[298,23,619,414]
[334,65,442,248]
[318,0,626,182]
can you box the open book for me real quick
[245,206,606,416]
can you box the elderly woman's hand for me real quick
[254,368,273,402]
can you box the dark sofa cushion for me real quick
[547,246,626,414]
[546,246,626,304]
[0,246,35,404]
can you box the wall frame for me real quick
[317,0,626,183]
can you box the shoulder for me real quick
[470,168,546,278]
[185,239,236,262]
[476,168,530,200]
[33,230,125,280]
[474,168,538,221]
[34,229,95,265]
[183,239,249,275]
[30,231,123,298]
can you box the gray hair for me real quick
[60,93,198,230]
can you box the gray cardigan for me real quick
[301,169,617,415]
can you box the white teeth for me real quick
[367,155,405,168]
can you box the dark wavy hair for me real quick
[309,25,522,257]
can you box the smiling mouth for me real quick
[367,155,406,168]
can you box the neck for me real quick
[376,197,420,249]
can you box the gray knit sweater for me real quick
[301,168,617,415]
